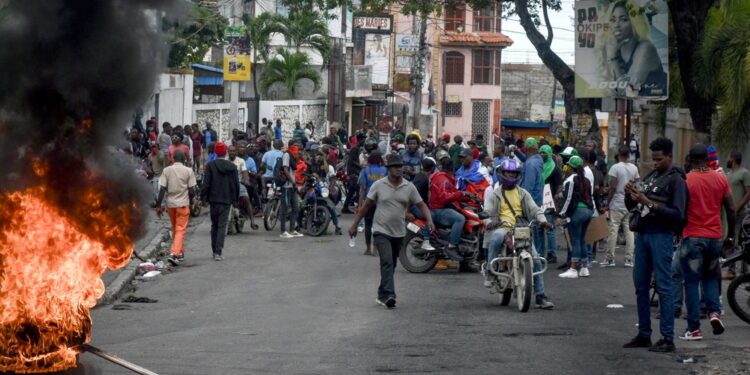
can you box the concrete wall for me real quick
[193,102,249,142]
[501,64,563,122]
[259,99,328,143]
[140,73,194,127]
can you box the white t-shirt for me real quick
[584,166,597,212]
[608,162,639,211]
[232,156,247,181]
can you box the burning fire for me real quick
[0,172,138,372]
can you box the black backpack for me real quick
[272,152,296,186]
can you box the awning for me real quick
[501,120,551,129]
[195,76,223,86]
[191,63,223,74]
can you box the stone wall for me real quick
[501,64,564,122]
[259,100,328,143]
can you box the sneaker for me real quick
[678,329,703,341]
[546,255,558,264]
[177,253,185,263]
[280,232,294,239]
[600,259,616,267]
[421,240,436,251]
[535,294,555,310]
[623,334,652,348]
[357,224,364,233]
[648,338,675,353]
[167,254,180,266]
[559,268,579,278]
[579,267,591,277]
[481,265,493,287]
[384,297,396,308]
[334,227,343,235]
[624,259,634,268]
[709,312,725,335]
[213,254,223,261]
[290,231,304,237]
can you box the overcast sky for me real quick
[502,0,576,65]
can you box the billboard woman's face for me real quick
[611,6,633,42]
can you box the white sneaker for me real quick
[280,232,294,239]
[290,231,304,237]
[357,224,364,233]
[559,268,579,279]
[421,240,436,251]
[579,267,591,277]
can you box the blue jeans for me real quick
[411,205,430,240]
[544,213,557,258]
[487,228,545,297]
[680,237,722,332]
[431,208,465,245]
[634,232,674,341]
[566,207,593,263]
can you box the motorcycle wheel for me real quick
[264,199,280,231]
[727,273,750,324]
[516,257,533,312]
[399,232,438,273]
[500,289,512,306]
[227,213,237,235]
[306,205,330,236]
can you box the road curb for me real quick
[97,227,171,306]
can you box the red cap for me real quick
[441,133,450,140]
[214,142,228,157]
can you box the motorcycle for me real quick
[722,214,750,324]
[485,219,548,312]
[401,198,487,273]
[298,176,332,236]
[263,180,282,231]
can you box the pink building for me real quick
[438,4,513,144]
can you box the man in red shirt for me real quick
[429,158,471,262]
[679,144,735,341]
[168,134,192,166]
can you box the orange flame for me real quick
[0,186,136,373]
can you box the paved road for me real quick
[80,214,750,375]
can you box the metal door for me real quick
[472,100,491,141]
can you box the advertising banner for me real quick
[365,33,391,85]
[574,0,668,100]
[223,54,251,81]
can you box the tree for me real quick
[695,0,750,150]
[164,2,228,68]
[260,48,322,99]
[276,10,332,65]
[242,12,285,100]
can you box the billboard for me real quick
[223,54,251,81]
[365,33,391,86]
[574,0,668,100]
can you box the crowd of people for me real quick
[126,117,750,353]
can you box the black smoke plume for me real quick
[0,0,181,243]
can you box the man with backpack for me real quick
[276,140,304,239]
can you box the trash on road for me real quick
[135,270,162,281]
[122,295,158,303]
[112,304,132,311]
[606,304,624,309]
[154,260,165,269]
[138,262,158,272]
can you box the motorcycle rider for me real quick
[483,159,555,310]
[429,158,473,264]
[400,134,425,181]
[305,149,343,235]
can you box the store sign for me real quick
[446,95,460,103]
[395,34,418,54]
[223,54,251,81]
[353,16,392,31]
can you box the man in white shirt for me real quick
[228,145,256,223]
[154,149,197,266]
[604,146,640,267]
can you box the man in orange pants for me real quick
[154,149,197,266]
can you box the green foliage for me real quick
[260,48,322,99]
[242,12,285,63]
[695,0,750,149]
[276,10,332,65]
[164,2,228,68]
[279,0,350,12]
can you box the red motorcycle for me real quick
[400,199,487,272]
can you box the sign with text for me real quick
[395,34,418,54]
[353,15,392,32]
[574,0,668,100]
[223,54,251,81]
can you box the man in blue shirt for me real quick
[274,119,283,141]
[520,137,544,253]
[400,134,425,181]
[260,140,284,200]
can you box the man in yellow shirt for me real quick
[483,159,554,309]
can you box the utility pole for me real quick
[408,15,427,134]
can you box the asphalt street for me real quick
[78,213,750,375]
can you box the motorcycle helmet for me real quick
[497,158,522,189]
[364,137,378,152]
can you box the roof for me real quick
[501,120,551,129]
[191,63,223,74]
[195,76,223,86]
[440,32,514,47]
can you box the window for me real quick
[474,5,501,32]
[494,50,502,86]
[444,5,465,32]
[444,52,465,84]
[472,49,494,84]
[445,102,462,116]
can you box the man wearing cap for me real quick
[201,142,239,261]
[455,147,492,199]
[677,144,735,341]
[349,154,435,309]
[622,137,686,353]
[520,138,545,254]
